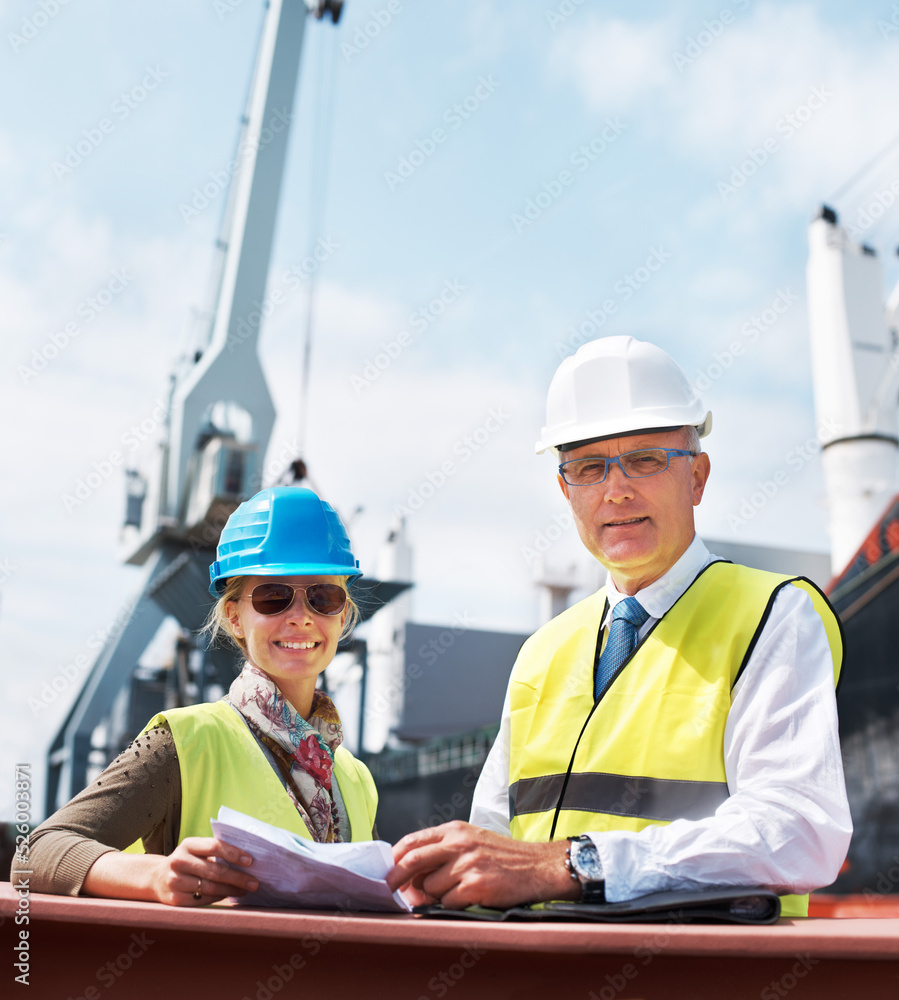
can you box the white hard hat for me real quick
[536,336,712,455]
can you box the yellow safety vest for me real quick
[127,700,377,848]
[508,562,843,918]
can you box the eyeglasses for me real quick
[558,448,696,486]
[243,582,347,617]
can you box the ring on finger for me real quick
[193,878,203,900]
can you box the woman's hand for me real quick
[82,837,259,906]
[146,837,259,905]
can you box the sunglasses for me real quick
[243,582,348,617]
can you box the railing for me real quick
[362,725,500,784]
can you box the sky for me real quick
[3,0,899,819]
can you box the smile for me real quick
[275,641,318,650]
[605,517,647,526]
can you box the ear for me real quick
[691,452,711,506]
[225,600,244,638]
[557,472,571,503]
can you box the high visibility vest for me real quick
[508,562,843,919]
[127,700,377,848]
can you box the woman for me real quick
[19,487,377,905]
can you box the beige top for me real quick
[13,724,182,895]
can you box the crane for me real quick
[45,0,345,814]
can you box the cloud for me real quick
[547,14,677,112]
[547,3,899,229]
[0,186,222,812]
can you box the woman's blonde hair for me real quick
[202,576,360,654]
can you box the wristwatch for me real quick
[565,834,606,903]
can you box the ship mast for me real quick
[806,205,899,575]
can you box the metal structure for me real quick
[806,205,899,575]
[46,0,343,814]
[827,497,899,893]
[362,517,414,753]
[807,204,899,895]
[8,882,899,1000]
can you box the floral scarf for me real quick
[228,663,344,843]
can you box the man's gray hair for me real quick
[683,425,701,455]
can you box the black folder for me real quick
[415,887,781,925]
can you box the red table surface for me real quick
[3,882,898,1000]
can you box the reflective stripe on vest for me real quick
[507,562,843,919]
[126,700,377,848]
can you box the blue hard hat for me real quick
[208,487,361,596]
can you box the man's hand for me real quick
[386,821,580,909]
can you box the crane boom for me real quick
[46,0,343,813]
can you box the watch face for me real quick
[571,839,604,882]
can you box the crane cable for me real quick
[296,20,339,463]
[828,131,899,206]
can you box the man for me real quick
[388,336,851,917]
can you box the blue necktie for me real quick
[595,597,649,700]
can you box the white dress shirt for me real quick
[469,535,852,902]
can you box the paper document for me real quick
[211,806,412,912]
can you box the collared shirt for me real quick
[469,535,852,901]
